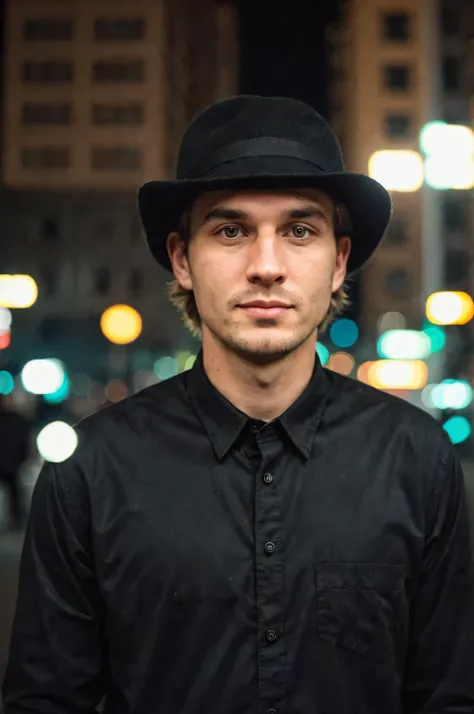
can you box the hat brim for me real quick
[138,164,391,275]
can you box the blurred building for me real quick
[328,0,473,337]
[1,0,238,369]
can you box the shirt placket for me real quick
[253,425,287,712]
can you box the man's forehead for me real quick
[191,187,334,216]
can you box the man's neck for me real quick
[201,336,317,422]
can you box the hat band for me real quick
[186,137,327,179]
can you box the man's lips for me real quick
[237,301,292,318]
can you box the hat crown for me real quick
[176,95,345,180]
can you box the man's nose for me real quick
[245,234,287,285]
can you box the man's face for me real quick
[168,188,351,363]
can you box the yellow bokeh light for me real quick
[426,291,474,325]
[368,360,428,390]
[368,150,424,192]
[357,361,374,384]
[100,304,142,345]
[0,274,38,308]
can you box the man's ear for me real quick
[167,232,193,290]
[332,236,351,293]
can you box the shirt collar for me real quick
[186,350,331,460]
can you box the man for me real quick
[3,96,473,714]
[0,393,31,532]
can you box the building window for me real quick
[383,65,411,91]
[23,61,74,83]
[384,217,408,246]
[441,2,460,35]
[94,18,145,41]
[95,267,110,295]
[381,12,411,42]
[445,248,469,285]
[91,147,142,171]
[40,217,59,242]
[443,197,468,230]
[22,102,71,125]
[383,113,412,138]
[442,56,461,92]
[385,268,410,297]
[92,104,144,125]
[128,269,144,296]
[23,19,74,41]
[92,60,144,83]
[21,147,69,169]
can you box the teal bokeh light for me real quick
[316,343,330,366]
[0,370,14,395]
[443,416,471,445]
[44,374,70,404]
[329,319,359,348]
[422,322,446,353]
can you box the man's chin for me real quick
[225,333,305,364]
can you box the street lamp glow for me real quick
[36,421,78,463]
[100,304,143,345]
[377,330,432,360]
[0,275,38,308]
[426,291,474,325]
[368,150,424,192]
[368,360,428,390]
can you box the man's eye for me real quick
[219,226,241,239]
[290,225,312,240]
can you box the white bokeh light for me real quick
[36,421,78,463]
[21,358,65,395]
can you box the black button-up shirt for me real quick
[3,353,474,714]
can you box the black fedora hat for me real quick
[138,95,392,274]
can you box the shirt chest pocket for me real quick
[315,563,405,663]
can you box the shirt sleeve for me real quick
[401,440,474,713]
[2,459,107,714]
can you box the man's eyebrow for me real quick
[285,205,330,224]
[200,204,331,226]
[201,207,249,225]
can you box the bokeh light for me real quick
[329,319,359,348]
[0,370,14,395]
[443,416,472,445]
[0,274,38,308]
[377,330,432,360]
[100,304,143,345]
[423,380,473,410]
[377,311,407,334]
[36,421,78,463]
[327,352,355,376]
[0,331,11,349]
[426,291,474,325]
[0,307,12,331]
[154,356,177,380]
[421,122,474,190]
[357,361,374,384]
[368,360,428,390]
[21,358,66,395]
[316,342,330,366]
[368,150,424,192]
[422,324,446,353]
[44,373,70,404]
[105,379,128,403]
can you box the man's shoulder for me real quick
[326,368,448,445]
[75,371,189,444]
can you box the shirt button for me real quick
[268,709,277,714]
[264,541,276,554]
[266,629,277,643]
[263,472,273,484]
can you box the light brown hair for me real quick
[167,199,353,337]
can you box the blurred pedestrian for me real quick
[0,393,31,532]
[3,96,474,714]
